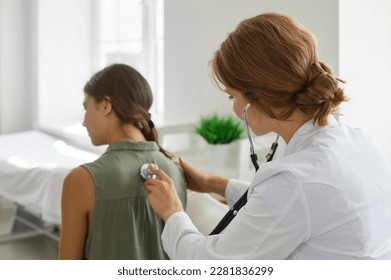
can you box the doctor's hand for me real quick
[179,157,229,197]
[144,164,184,222]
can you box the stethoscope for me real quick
[242,103,280,171]
[209,103,279,235]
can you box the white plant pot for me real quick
[209,143,231,167]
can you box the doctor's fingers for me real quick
[179,157,208,191]
[144,176,177,195]
[179,157,208,180]
[148,164,174,184]
[144,178,184,221]
[144,177,166,193]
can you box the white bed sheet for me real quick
[0,130,99,224]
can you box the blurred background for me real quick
[0,0,390,259]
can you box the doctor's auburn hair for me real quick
[212,13,347,126]
[84,63,172,159]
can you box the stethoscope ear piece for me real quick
[242,103,252,121]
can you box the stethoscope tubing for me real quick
[209,103,278,235]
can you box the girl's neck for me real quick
[107,123,147,144]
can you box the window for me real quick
[93,0,164,113]
[36,0,164,144]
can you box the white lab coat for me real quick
[162,116,391,259]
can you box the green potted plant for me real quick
[195,114,244,166]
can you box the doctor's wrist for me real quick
[208,175,229,198]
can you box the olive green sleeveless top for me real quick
[82,141,187,260]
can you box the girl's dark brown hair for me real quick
[84,63,172,158]
[212,13,347,126]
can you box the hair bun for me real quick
[294,61,347,125]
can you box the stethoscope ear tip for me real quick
[241,103,252,121]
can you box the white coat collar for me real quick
[284,115,339,157]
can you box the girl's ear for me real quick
[103,96,112,115]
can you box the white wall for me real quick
[37,0,92,125]
[339,0,391,164]
[0,0,34,133]
[164,0,339,126]
[0,0,92,133]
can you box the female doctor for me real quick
[144,13,391,259]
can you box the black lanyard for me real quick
[209,140,278,235]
